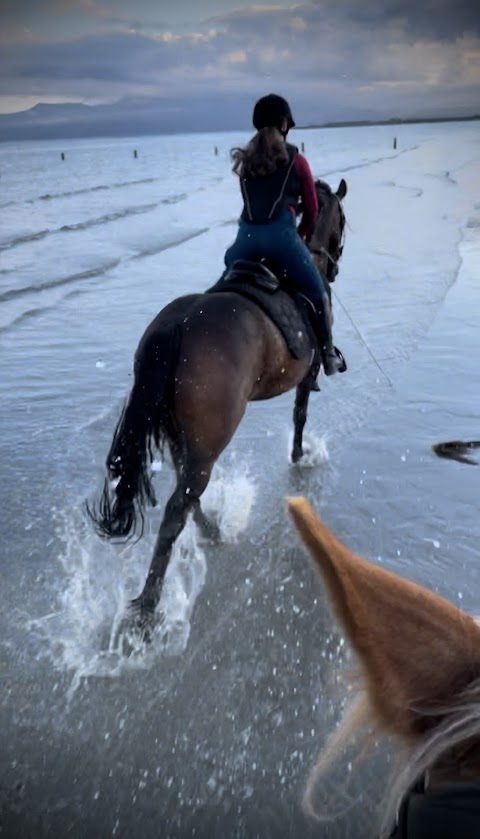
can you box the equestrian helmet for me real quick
[252,94,296,131]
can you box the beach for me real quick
[0,121,479,837]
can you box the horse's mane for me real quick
[304,677,480,837]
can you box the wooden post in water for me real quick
[393,137,397,149]
[133,149,138,158]
[301,142,305,153]
[214,146,218,156]
[61,152,65,160]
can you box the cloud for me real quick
[290,16,306,31]
[311,0,480,39]
[223,49,248,64]
[0,0,479,125]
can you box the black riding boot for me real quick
[314,297,347,380]
[322,341,347,376]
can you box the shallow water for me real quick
[0,122,479,837]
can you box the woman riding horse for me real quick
[225,93,346,378]
[87,122,348,638]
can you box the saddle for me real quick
[221,259,281,293]
[206,259,318,361]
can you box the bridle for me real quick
[309,242,344,267]
[309,185,346,280]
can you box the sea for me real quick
[0,121,479,837]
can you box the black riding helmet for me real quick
[252,93,296,131]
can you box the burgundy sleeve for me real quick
[294,153,318,240]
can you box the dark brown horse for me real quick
[87,178,347,637]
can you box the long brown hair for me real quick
[231,126,289,178]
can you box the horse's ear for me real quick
[336,178,347,199]
[287,497,480,742]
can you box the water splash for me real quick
[201,461,256,542]
[288,432,329,467]
[28,461,256,694]
[28,505,198,695]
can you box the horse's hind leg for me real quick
[170,444,220,542]
[291,372,315,463]
[131,455,215,631]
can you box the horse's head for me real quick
[309,178,347,283]
[288,497,480,837]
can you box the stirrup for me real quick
[333,346,347,373]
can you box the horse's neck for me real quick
[312,200,338,249]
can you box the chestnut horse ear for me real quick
[336,178,347,199]
[287,497,480,741]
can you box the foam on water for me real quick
[28,461,256,695]
[288,431,330,467]
[202,460,257,542]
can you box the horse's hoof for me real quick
[291,447,303,464]
[110,599,156,652]
[202,519,221,543]
[127,598,156,643]
[194,510,221,543]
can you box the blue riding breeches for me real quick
[224,209,330,313]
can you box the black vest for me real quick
[240,143,301,225]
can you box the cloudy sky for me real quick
[1,0,479,129]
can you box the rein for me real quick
[310,181,393,387]
[309,243,343,266]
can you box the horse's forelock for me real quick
[315,179,333,197]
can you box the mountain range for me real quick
[0,96,258,141]
[1,98,478,142]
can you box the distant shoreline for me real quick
[1,112,478,144]
[297,114,480,130]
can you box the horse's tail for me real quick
[86,324,181,540]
